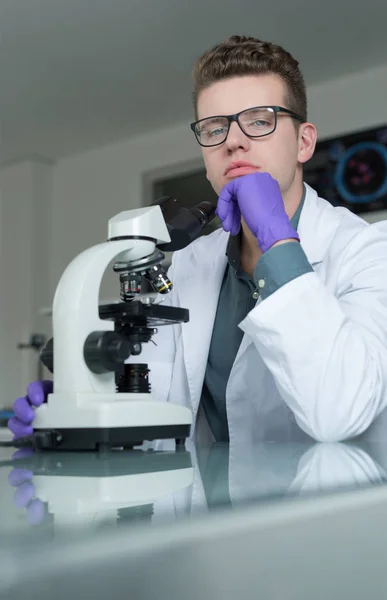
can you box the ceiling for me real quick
[1,0,387,163]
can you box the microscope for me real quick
[33,197,216,452]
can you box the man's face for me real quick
[196,74,312,197]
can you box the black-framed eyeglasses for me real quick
[190,105,304,147]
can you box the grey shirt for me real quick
[200,187,313,442]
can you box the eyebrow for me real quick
[196,115,228,125]
[198,106,274,121]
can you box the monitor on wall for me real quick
[303,124,387,215]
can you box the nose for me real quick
[224,121,250,153]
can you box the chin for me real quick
[209,181,223,196]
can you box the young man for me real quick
[9,35,387,444]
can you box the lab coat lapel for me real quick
[297,184,341,267]
[179,230,229,419]
[233,297,262,363]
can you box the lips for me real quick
[224,161,259,178]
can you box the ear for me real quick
[298,122,317,164]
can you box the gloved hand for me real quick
[8,380,53,438]
[8,449,47,525]
[216,171,300,252]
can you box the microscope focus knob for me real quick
[84,331,131,374]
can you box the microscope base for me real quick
[33,393,192,451]
[32,424,191,451]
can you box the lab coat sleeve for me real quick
[238,222,387,442]
[126,259,178,404]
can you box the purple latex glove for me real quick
[8,465,47,525]
[8,380,53,438]
[217,171,300,252]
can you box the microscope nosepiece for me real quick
[144,263,172,294]
[119,272,142,301]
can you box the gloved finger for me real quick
[27,380,53,407]
[12,448,34,460]
[221,200,241,234]
[13,396,35,424]
[216,185,235,220]
[13,481,35,509]
[222,206,237,232]
[8,468,33,487]
[27,499,47,526]
[230,205,241,236]
[7,417,33,438]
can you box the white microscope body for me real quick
[33,206,192,450]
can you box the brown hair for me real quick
[192,35,307,121]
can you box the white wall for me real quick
[308,63,387,138]
[0,159,53,404]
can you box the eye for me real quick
[250,119,269,127]
[208,127,226,137]
[197,118,228,140]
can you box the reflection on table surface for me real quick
[3,426,387,600]
[1,431,387,539]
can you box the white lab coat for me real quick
[134,183,387,443]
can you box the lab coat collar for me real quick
[298,183,341,266]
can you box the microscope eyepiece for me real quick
[153,196,217,252]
